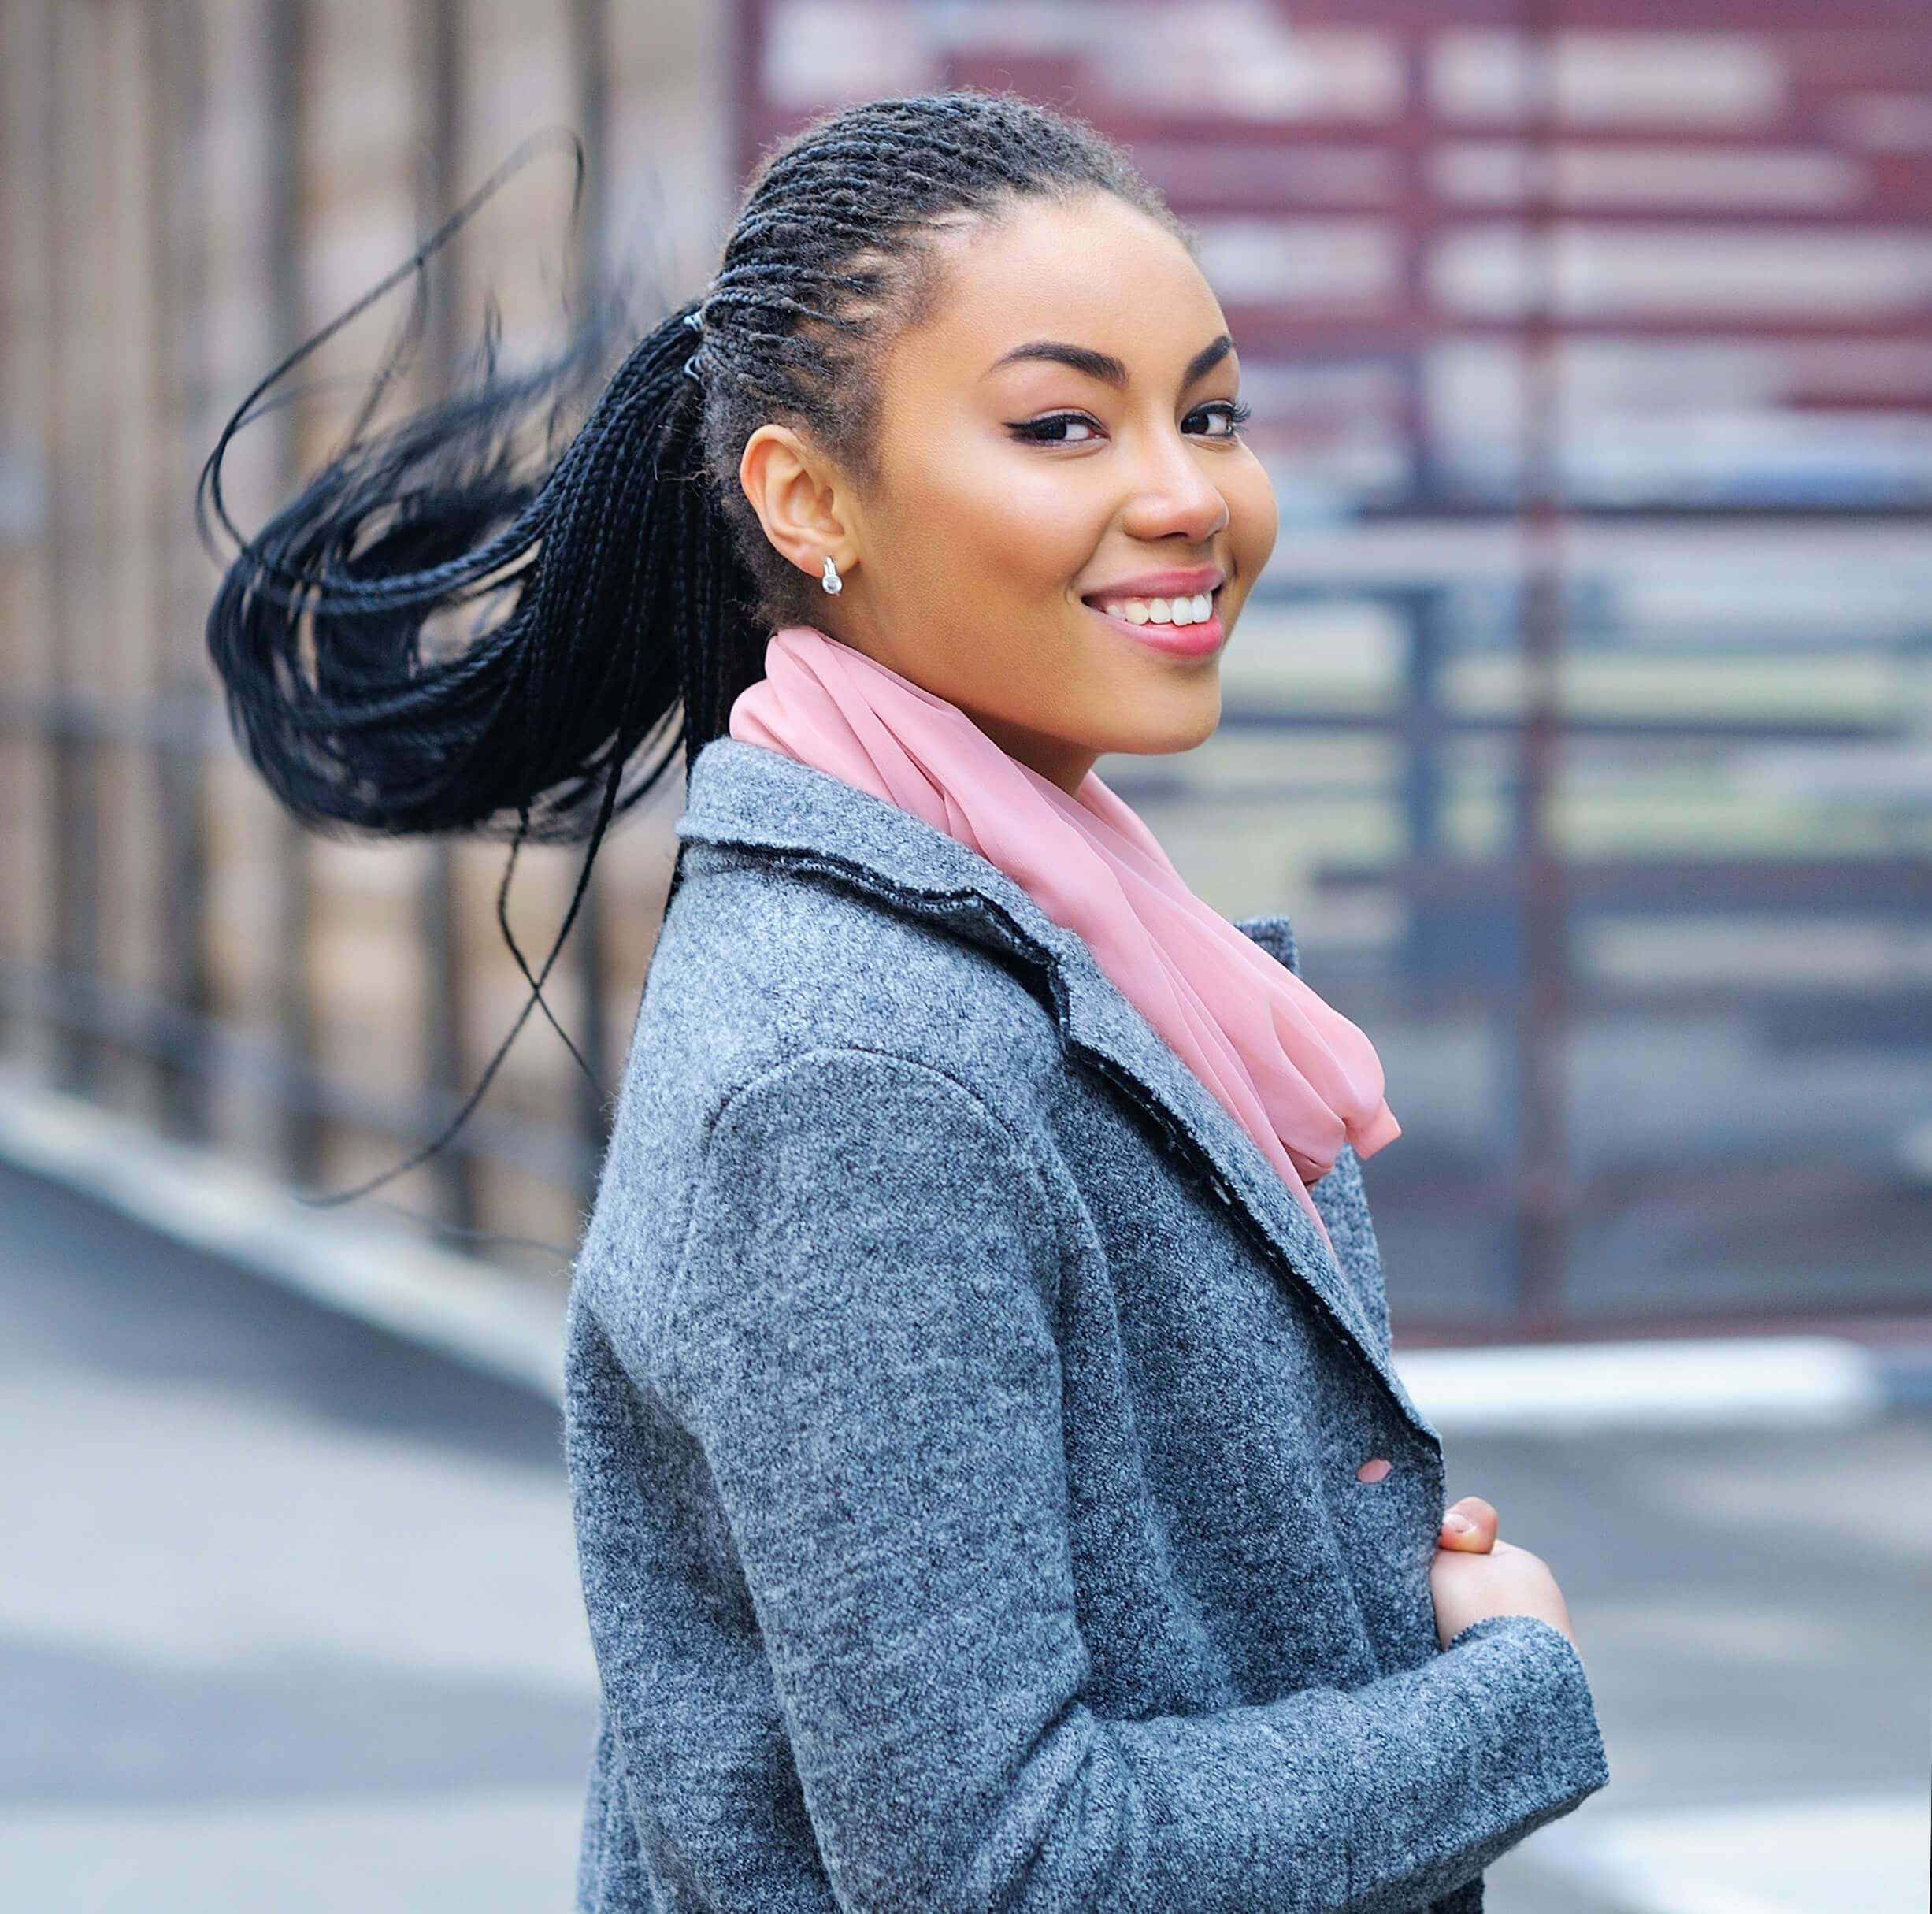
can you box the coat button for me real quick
[1355,1456,1392,1483]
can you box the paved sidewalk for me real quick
[2,1157,598,1912]
[5,1152,1926,1911]
[1460,1404,1932,1913]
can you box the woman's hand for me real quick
[1430,1494,1580,1652]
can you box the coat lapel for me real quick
[673,736,1438,1450]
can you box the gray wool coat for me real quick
[564,733,1609,1913]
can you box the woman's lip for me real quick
[1082,592,1224,656]
[1081,568,1225,600]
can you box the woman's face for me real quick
[756,191,1278,797]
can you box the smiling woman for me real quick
[199,87,1607,1914]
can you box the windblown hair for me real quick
[196,87,1191,1202]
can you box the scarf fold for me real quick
[728,625,1399,1256]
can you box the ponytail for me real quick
[198,269,757,846]
[195,142,761,1211]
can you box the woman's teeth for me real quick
[1096,592,1214,626]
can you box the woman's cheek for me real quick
[1233,458,1279,579]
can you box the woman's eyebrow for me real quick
[984,334,1234,390]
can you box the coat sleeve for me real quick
[634,1044,1607,1914]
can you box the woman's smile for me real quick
[1079,565,1228,657]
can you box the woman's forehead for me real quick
[893,198,1225,388]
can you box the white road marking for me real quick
[1532,1791,1930,1914]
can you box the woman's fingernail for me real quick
[1443,1512,1474,1535]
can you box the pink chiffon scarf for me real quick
[727,624,1400,1256]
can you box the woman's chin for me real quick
[1092,688,1223,761]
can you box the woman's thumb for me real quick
[1438,1495,1499,1551]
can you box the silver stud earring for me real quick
[821,555,843,595]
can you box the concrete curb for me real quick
[1392,1334,1891,1437]
[1,1066,1921,1434]
[0,1066,566,1404]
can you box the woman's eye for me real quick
[1191,399,1253,440]
[1007,412,1102,445]
[1008,400,1253,446]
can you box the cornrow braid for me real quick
[195,87,1191,1209]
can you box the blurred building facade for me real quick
[1,0,736,1284]
[4,0,1929,1332]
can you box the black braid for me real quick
[195,87,1191,1211]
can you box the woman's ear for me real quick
[739,423,857,587]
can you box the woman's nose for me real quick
[1121,436,1229,546]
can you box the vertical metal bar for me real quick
[6,0,35,1059]
[264,0,323,1188]
[1398,585,1448,991]
[414,0,480,1241]
[568,0,615,1187]
[729,0,758,192]
[1511,3,1572,1325]
[149,0,215,1144]
[1394,25,1437,512]
[41,2,102,1098]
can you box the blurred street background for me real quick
[3,1,1929,1908]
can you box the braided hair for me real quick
[196,87,1192,1200]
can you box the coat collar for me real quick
[673,735,1437,1450]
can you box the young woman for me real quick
[204,88,1605,1914]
